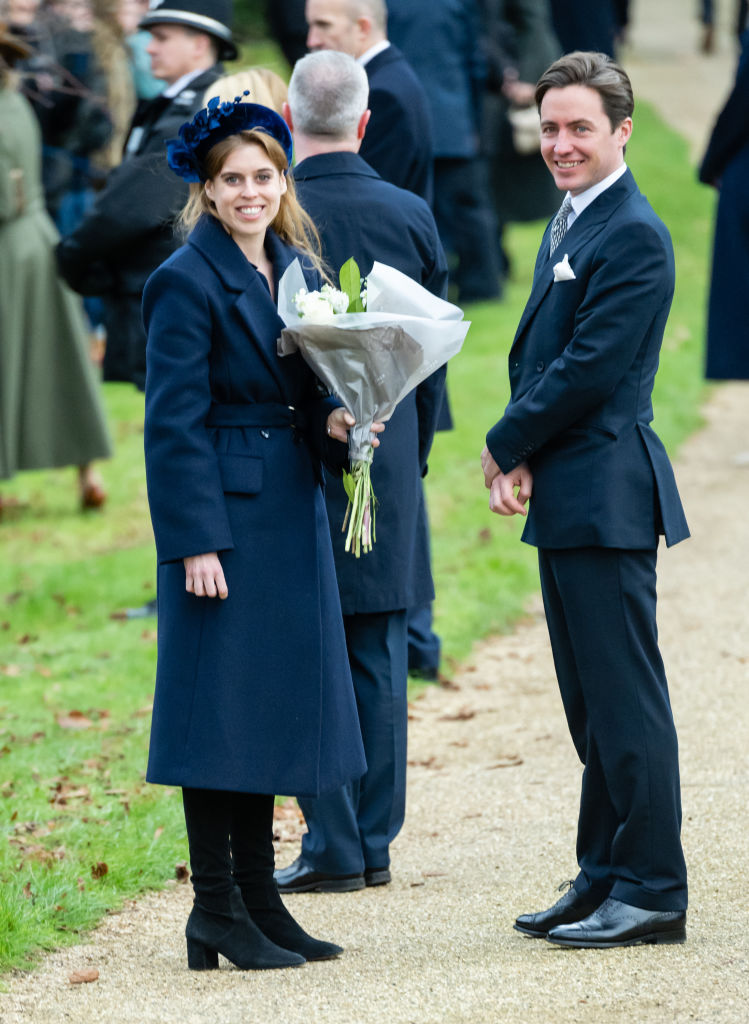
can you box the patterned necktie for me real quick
[549,195,574,256]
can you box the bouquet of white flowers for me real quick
[278,258,469,556]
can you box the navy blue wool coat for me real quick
[143,214,366,796]
[487,170,689,550]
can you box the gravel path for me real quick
[2,4,748,1022]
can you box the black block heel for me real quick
[184,888,305,971]
[186,938,219,970]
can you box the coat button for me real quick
[260,429,270,439]
[536,361,545,372]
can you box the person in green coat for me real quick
[0,23,111,514]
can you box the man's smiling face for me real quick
[540,84,632,195]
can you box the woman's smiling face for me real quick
[205,142,287,249]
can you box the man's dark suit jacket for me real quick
[360,44,434,203]
[293,151,448,614]
[486,169,689,550]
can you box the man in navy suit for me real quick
[481,52,689,947]
[274,50,447,893]
[304,0,433,202]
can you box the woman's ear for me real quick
[204,179,214,203]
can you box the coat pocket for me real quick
[216,454,264,494]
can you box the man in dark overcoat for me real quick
[482,52,689,947]
[304,0,433,203]
[274,50,447,892]
[56,0,232,390]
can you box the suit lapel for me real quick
[189,216,292,401]
[511,171,639,350]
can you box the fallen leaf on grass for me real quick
[175,861,190,882]
[69,968,99,985]
[91,862,108,879]
[1,664,22,677]
[57,710,94,730]
[153,826,164,840]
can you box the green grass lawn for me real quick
[0,103,713,971]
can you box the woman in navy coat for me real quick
[142,98,370,971]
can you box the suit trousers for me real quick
[538,546,688,912]
[298,609,408,874]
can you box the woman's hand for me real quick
[326,407,385,446]
[184,553,228,599]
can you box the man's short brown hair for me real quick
[535,51,634,131]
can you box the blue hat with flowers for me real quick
[166,93,294,183]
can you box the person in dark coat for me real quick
[143,95,375,971]
[273,50,447,893]
[482,53,689,948]
[387,0,501,303]
[265,0,307,65]
[548,0,617,57]
[480,0,561,244]
[56,0,232,390]
[305,0,433,202]
[699,29,749,379]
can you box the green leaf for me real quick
[339,258,365,313]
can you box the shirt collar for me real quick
[162,68,207,99]
[567,163,628,223]
[357,40,390,67]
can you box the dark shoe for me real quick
[546,897,687,948]
[364,867,391,887]
[185,887,305,970]
[80,481,107,510]
[125,598,157,619]
[240,884,343,961]
[514,882,604,938]
[274,856,365,893]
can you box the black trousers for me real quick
[538,546,687,912]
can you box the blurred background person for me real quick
[387,0,502,303]
[306,0,434,202]
[117,0,163,99]
[56,0,231,391]
[0,20,111,514]
[480,0,560,280]
[548,0,618,57]
[265,0,306,66]
[699,28,749,380]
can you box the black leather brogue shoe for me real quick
[274,856,365,894]
[514,883,604,938]
[546,897,687,948]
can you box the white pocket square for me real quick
[552,253,576,282]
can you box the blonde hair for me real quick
[179,131,323,275]
[203,68,288,115]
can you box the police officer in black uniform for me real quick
[57,0,236,390]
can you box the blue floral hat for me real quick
[166,92,294,183]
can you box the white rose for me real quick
[296,293,337,323]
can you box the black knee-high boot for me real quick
[181,788,304,970]
[231,793,343,961]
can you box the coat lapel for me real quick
[188,216,294,401]
[511,171,639,352]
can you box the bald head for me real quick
[305,0,387,57]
